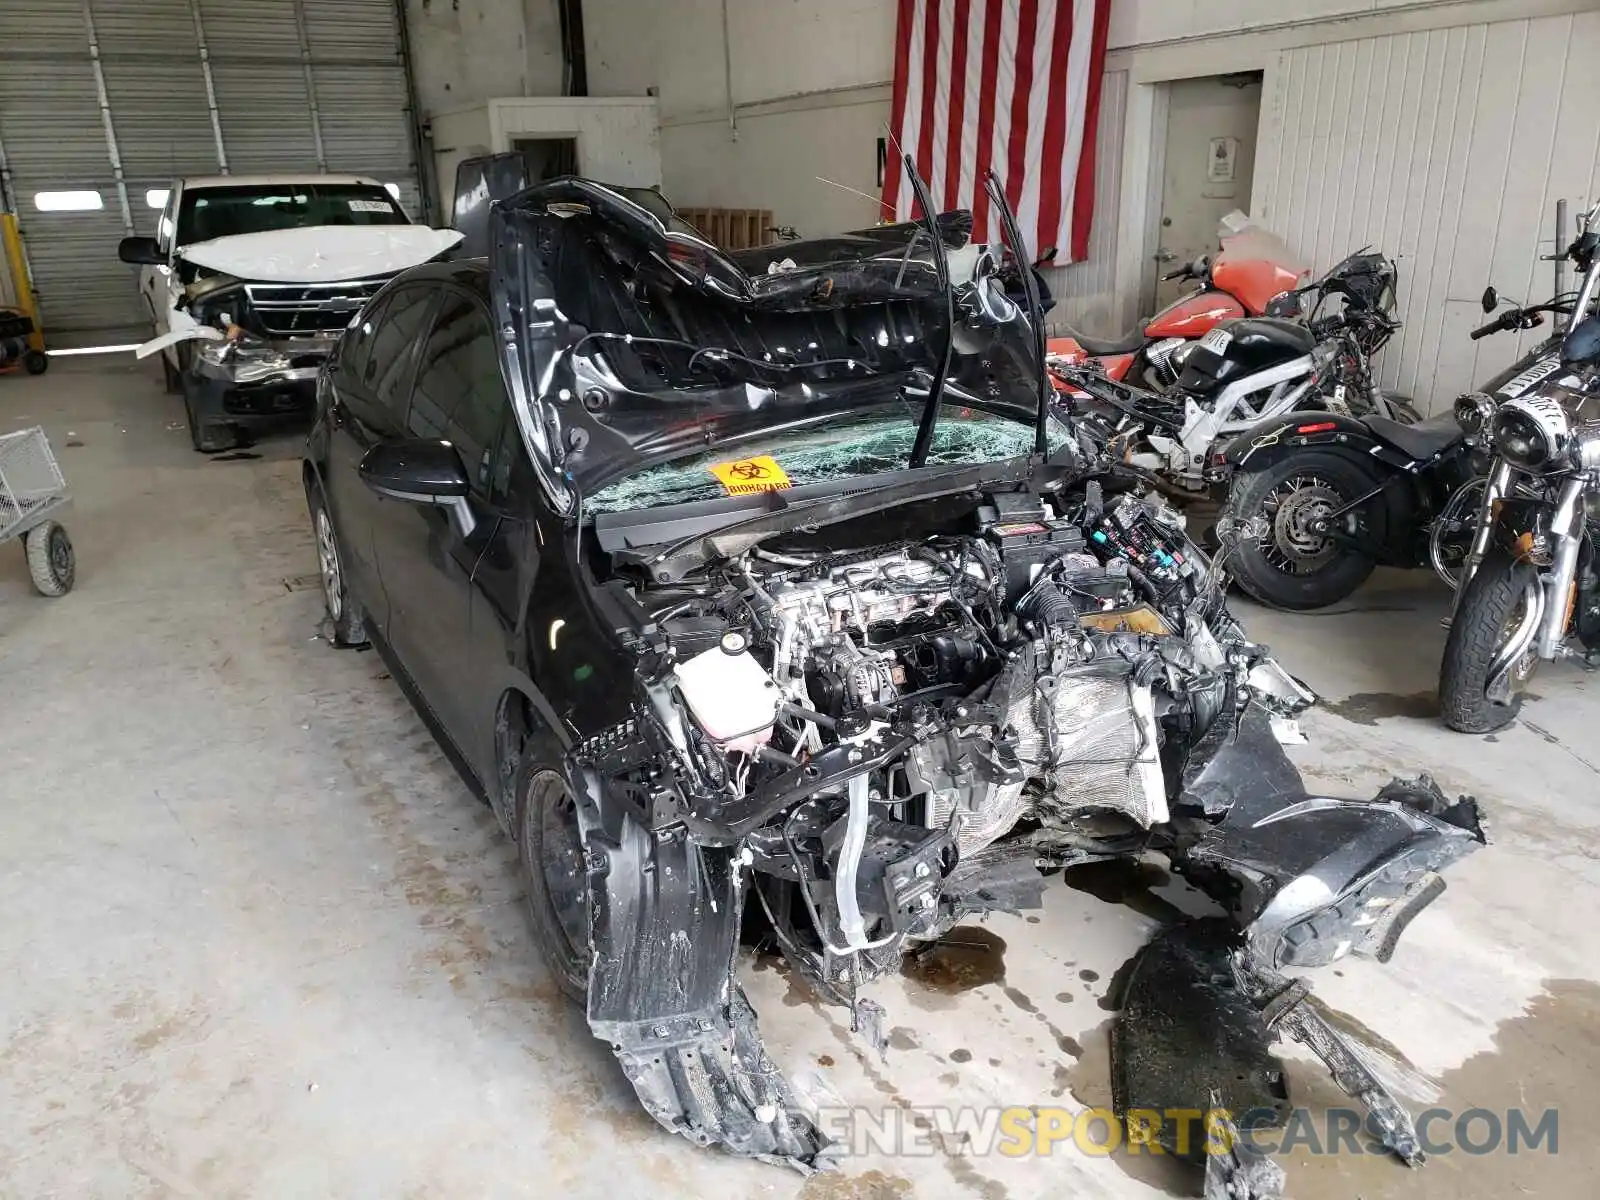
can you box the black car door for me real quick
[372,289,520,774]
[322,284,440,638]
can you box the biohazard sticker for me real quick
[708,455,792,496]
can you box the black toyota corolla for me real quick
[303,175,1482,1179]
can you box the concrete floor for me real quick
[2,357,1596,1200]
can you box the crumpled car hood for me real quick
[487,176,1039,502]
[176,224,463,282]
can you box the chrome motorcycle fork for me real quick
[1447,459,1512,624]
[1536,473,1592,660]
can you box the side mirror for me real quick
[358,439,476,537]
[1480,286,1498,313]
[118,235,164,266]
[1561,315,1600,371]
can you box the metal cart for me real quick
[0,426,74,595]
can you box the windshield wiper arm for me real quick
[983,171,1050,456]
[906,157,955,470]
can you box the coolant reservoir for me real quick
[674,632,780,754]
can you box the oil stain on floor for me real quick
[899,926,1008,1009]
[1322,690,1439,726]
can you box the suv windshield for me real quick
[586,404,1067,516]
[177,183,407,244]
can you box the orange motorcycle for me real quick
[1048,217,1308,396]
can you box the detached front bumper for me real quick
[189,338,333,426]
[1176,706,1486,970]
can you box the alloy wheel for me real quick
[316,507,343,622]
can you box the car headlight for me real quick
[1454,391,1496,435]
[1490,404,1559,470]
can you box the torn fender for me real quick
[175,224,463,283]
[578,769,830,1170]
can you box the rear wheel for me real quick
[1439,550,1542,733]
[516,762,593,1004]
[1223,450,1381,610]
[23,349,48,375]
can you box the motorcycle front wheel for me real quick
[1221,450,1381,610]
[1439,549,1542,733]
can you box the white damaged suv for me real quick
[118,174,462,452]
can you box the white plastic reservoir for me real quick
[674,636,781,755]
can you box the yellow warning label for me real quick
[708,455,793,496]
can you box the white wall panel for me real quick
[401,0,563,119]
[1256,11,1600,412]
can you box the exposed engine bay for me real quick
[482,169,1488,1198]
[571,475,1485,1191]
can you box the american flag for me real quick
[881,0,1112,262]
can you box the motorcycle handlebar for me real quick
[1471,307,1550,340]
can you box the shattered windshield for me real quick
[586,404,1066,515]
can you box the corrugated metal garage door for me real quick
[0,0,422,347]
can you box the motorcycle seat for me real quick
[1365,411,1463,461]
[1058,324,1147,356]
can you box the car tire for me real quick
[24,520,75,596]
[308,485,368,647]
[516,760,593,1005]
[1223,449,1381,611]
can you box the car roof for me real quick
[176,174,385,190]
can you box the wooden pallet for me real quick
[678,207,775,251]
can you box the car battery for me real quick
[983,515,1087,601]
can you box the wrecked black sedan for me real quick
[303,171,1484,1192]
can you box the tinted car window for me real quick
[365,286,437,414]
[176,184,406,244]
[338,292,391,384]
[406,294,508,495]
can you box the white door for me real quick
[1153,75,1262,311]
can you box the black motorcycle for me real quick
[1217,288,1587,611]
[1438,205,1600,731]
